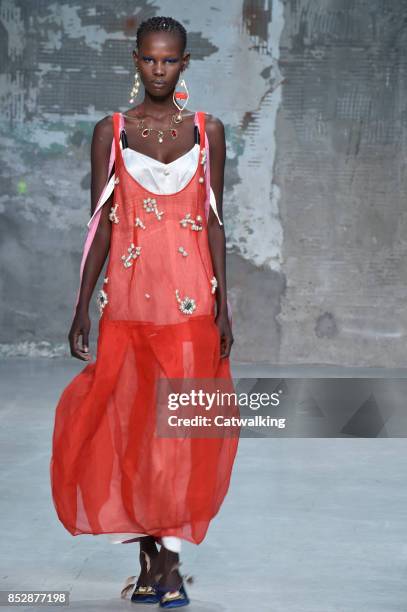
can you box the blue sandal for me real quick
[120,550,161,604]
[158,562,190,608]
[131,584,160,604]
[159,583,189,608]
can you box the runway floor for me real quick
[1,357,406,611]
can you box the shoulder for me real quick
[92,114,114,143]
[201,112,224,134]
[201,112,225,151]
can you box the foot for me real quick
[156,546,183,593]
[120,537,161,600]
[137,536,160,588]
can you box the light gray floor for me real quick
[1,357,407,611]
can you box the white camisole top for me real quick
[103,142,223,226]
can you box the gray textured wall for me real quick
[275,0,407,366]
[0,0,406,365]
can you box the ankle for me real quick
[158,558,183,591]
[140,541,158,559]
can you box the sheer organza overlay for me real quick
[50,112,239,545]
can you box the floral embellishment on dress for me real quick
[109,203,119,224]
[198,176,204,183]
[210,276,218,294]
[178,246,188,257]
[200,148,207,166]
[145,293,151,299]
[114,176,119,185]
[121,243,142,268]
[175,289,197,315]
[135,217,146,229]
[179,212,203,231]
[96,288,108,317]
[143,197,164,221]
[104,277,108,284]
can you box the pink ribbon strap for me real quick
[73,114,124,313]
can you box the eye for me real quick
[141,56,178,64]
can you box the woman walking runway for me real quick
[50,16,239,608]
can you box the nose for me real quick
[153,61,165,76]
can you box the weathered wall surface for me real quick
[0,0,406,365]
[276,0,407,366]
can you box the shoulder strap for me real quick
[73,112,125,314]
[195,112,210,222]
[112,112,123,160]
[196,111,206,145]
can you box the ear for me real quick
[181,52,191,71]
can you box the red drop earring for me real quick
[172,77,189,123]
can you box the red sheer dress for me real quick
[50,111,239,546]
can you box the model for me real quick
[50,15,239,609]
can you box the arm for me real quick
[205,114,234,359]
[68,116,114,361]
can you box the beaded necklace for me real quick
[121,110,184,143]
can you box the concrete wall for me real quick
[0,0,405,365]
[276,0,407,366]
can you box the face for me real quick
[133,32,189,96]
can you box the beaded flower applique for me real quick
[121,243,142,268]
[96,289,108,317]
[180,213,203,231]
[109,203,119,224]
[135,217,146,229]
[143,197,164,221]
[175,289,197,315]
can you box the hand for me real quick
[68,309,92,361]
[215,312,234,359]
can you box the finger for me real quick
[82,329,90,354]
[72,344,90,361]
[70,329,90,361]
[77,331,91,361]
[70,329,80,354]
[220,335,229,359]
[74,351,89,362]
[220,335,233,359]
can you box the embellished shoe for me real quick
[131,584,160,604]
[158,562,190,608]
[120,550,160,604]
[159,583,189,608]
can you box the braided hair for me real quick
[136,16,187,53]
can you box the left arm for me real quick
[205,114,234,359]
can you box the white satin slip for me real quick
[103,142,223,225]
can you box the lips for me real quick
[152,81,166,87]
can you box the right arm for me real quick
[68,116,114,361]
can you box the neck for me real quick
[138,91,182,120]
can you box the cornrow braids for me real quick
[136,16,187,53]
